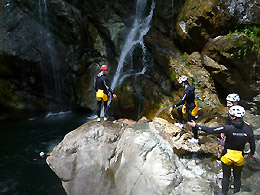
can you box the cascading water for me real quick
[96,0,155,118]
[111,0,155,90]
[37,0,63,108]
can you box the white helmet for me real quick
[229,105,245,118]
[226,93,240,102]
[40,152,45,157]
[178,76,188,84]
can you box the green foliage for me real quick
[243,26,260,53]
[237,49,248,57]
[170,70,177,81]
[238,49,241,56]
[228,26,260,54]
[243,48,247,56]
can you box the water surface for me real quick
[0,112,93,195]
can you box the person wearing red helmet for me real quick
[94,65,117,122]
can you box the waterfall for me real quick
[37,0,63,106]
[111,0,155,89]
[39,0,48,21]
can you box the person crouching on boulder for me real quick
[187,105,255,195]
[169,76,199,143]
[94,65,117,122]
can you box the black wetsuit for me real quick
[173,85,197,138]
[94,73,114,118]
[195,120,255,194]
[225,113,233,125]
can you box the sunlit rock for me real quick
[201,33,260,100]
[47,117,260,194]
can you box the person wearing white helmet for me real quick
[169,76,199,143]
[33,151,48,161]
[220,93,241,147]
[187,105,255,195]
[40,152,45,158]
[226,93,240,124]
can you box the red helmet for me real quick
[101,65,109,71]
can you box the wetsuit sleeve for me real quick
[248,129,256,155]
[94,77,98,92]
[174,93,186,107]
[102,76,114,95]
[195,124,226,134]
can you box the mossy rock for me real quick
[176,0,233,53]
[202,33,260,99]
[109,74,174,121]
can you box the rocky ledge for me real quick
[47,117,260,195]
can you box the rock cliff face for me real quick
[0,0,135,117]
[0,0,259,119]
[47,118,260,195]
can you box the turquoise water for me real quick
[0,112,93,195]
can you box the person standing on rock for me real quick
[94,64,117,122]
[187,105,255,195]
[169,76,198,143]
[221,93,241,146]
[225,93,240,125]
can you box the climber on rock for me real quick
[94,64,117,122]
[221,93,241,147]
[187,105,255,195]
[169,75,198,143]
[225,93,240,125]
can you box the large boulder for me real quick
[47,119,185,195]
[47,117,260,194]
[175,0,260,53]
[176,0,233,53]
[201,33,260,101]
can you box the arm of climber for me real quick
[195,125,226,134]
[103,76,114,95]
[248,130,256,156]
[174,93,186,108]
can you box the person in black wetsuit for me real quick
[188,105,255,195]
[169,76,199,143]
[221,93,241,145]
[33,152,48,161]
[225,93,240,125]
[94,65,117,122]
